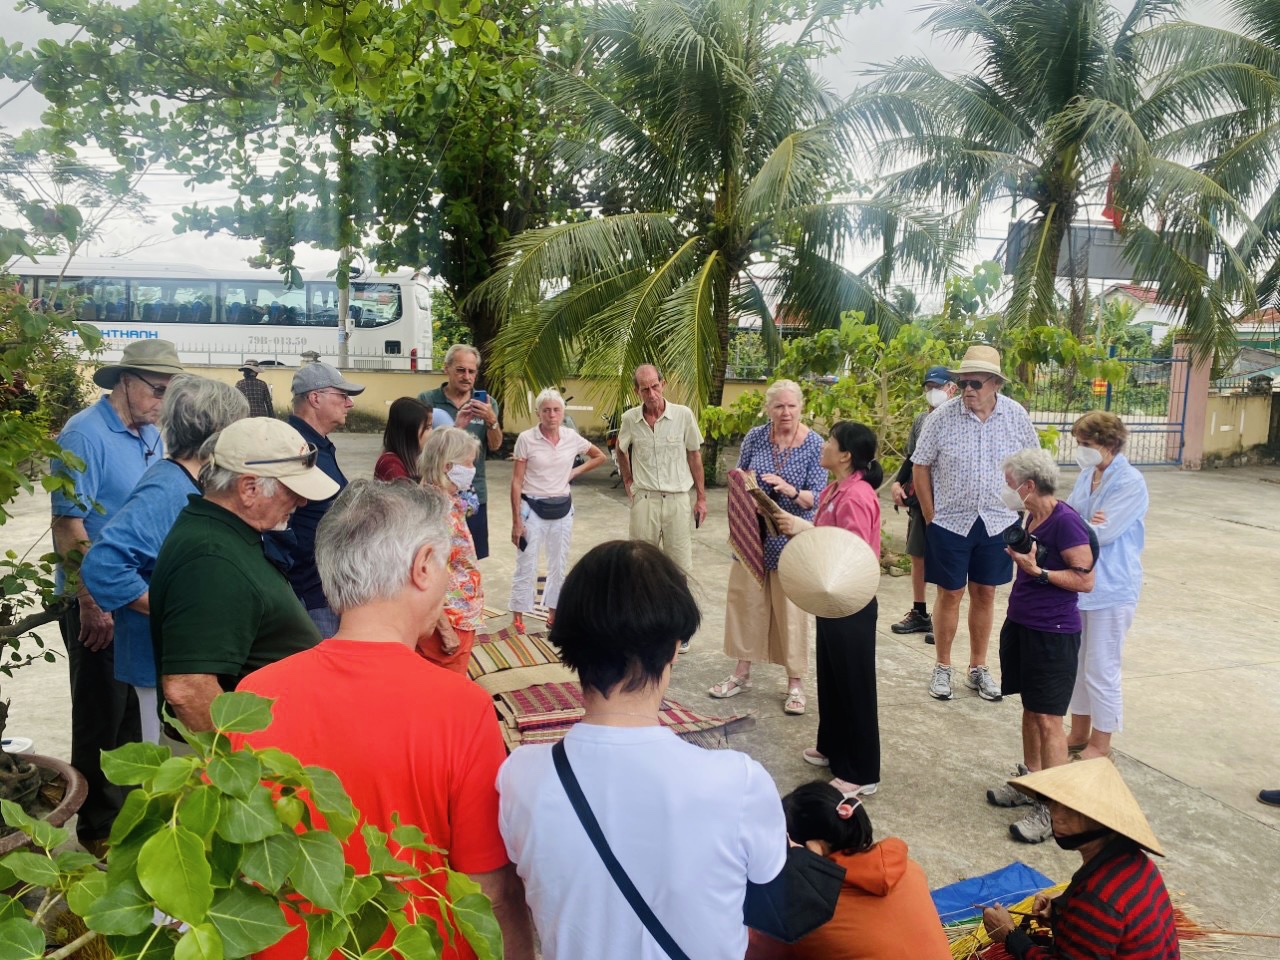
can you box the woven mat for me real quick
[470,627,751,751]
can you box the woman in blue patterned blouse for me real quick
[710,380,827,714]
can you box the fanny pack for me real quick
[522,494,572,521]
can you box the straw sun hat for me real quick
[1009,758,1164,856]
[951,344,1007,381]
[777,526,880,618]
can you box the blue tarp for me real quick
[931,862,1056,925]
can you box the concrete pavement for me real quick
[3,433,1277,947]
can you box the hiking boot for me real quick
[1010,801,1053,843]
[928,664,953,700]
[924,632,935,645]
[987,764,1034,807]
[890,609,933,634]
[966,664,1003,702]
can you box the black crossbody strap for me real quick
[551,740,693,960]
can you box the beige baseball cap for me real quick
[210,418,340,502]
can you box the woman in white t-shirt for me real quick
[508,387,608,632]
[497,540,789,960]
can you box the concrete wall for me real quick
[1202,393,1273,458]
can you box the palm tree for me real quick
[472,0,957,413]
[848,0,1266,362]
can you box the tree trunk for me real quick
[703,265,735,484]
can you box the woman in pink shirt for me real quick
[779,422,883,798]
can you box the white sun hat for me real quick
[778,526,880,618]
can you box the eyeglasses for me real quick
[130,373,168,398]
[313,389,353,400]
[955,378,990,391]
[244,444,319,469]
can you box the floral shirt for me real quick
[445,494,484,633]
[737,424,827,571]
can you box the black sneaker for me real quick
[890,609,932,634]
[924,632,935,645]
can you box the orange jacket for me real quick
[747,838,952,960]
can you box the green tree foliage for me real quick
[0,691,503,960]
[848,0,1264,362]
[473,0,961,415]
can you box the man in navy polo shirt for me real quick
[51,339,183,850]
[266,362,365,637]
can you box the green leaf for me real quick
[174,924,224,960]
[392,919,442,959]
[451,893,502,960]
[304,912,349,960]
[240,833,299,894]
[340,874,380,914]
[303,767,356,840]
[207,752,262,800]
[216,786,280,843]
[109,789,154,845]
[287,830,345,911]
[0,898,22,924]
[152,756,200,794]
[178,785,222,839]
[101,741,171,786]
[0,918,44,960]
[255,748,304,780]
[209,692,274,734]
[137,824,214,923]
[54,849,99,872]
[82,877,155,936]
[66,870,109,918]
[0,800,35,833]
[1,850,58,887]
[106,930,178,960]
[207,883,292,958]
[208,836,243,888]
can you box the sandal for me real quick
[783,688,806,715]
[709,674,751,699]
[802,748,830,767]
[831,777,878,797]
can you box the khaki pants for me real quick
[723,561,811,677]
[629,489,693,574]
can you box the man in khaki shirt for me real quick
[616,366,707,628]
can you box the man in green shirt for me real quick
[418,343,502,557]
[151,417,339,731]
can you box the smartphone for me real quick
[695,514,702,529]
[473,389,488,405]
[518,535,528,551]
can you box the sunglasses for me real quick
[956,378,991,391]
[130,372,168,398]
[245,444,319,470]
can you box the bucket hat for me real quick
[238,360,263,375]
[778,526,880,618]
[951,345,1007,382]
[209,418,340,502]
[1009,758,1164,856]
[291,362,365,397]
[92,340,184,389]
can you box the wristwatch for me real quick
[1035,569,1050,585]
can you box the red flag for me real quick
[1102,161,1123,229]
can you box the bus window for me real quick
[46,277,128,322]
[170,282,216,324]
[307,282,402,328]
[219,281,306,325]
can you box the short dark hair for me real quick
[551,540,700,696]
[830,421,884,488]
[783,781,874,856]
[1072,410,1127,452]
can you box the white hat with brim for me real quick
[951,344,1007,381]
[210,418,340,502]
[1009,758,1164,856]
[777,526,880,618]
[93,340,185,388]
[238,361,263,375]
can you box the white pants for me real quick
[509,506,574,613]
[1068,603,1136,733]
[134,685,161,745]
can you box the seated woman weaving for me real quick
[981,759,1180,959]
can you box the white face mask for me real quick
[1074,446,1103,469]
[447,464,477,490]
[926,388,949,409]
[1000,484,1027,511]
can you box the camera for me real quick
[1002,522,1047,566]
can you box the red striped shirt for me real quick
[1006,838,1180,959]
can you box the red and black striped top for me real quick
[1006,837,1180,960]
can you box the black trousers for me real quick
[815,598,879,786]
[467,502,490,560]
[59,604,141,841]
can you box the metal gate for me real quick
[1021,354,1190,466]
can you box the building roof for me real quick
[1102,283,1161,305]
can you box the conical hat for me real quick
[1010,759,1164,856]
[777,526,879,618]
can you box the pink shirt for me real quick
[514,426,591,498]
[816,472,881,557]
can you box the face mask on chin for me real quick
[1075,446,1104,469]
[1054,826,1112,851]
[926,388,949,408]
[999,484,1027,511]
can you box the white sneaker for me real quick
[1009,801,1053,843]
[966,664,1003,701]
[929,664,953,700]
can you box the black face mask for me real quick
[1054,826,1112,851]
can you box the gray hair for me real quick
[316,480,452,613]
[161,375,250,460]
[1003,446,1059,495]
[197,431,280,497]
[418,426,481,490]
[534,387,565,412]
[763,379,803,413]
[444,343,481,370]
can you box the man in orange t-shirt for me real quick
[236,480,533,960]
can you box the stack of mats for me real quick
[469,626,753,751]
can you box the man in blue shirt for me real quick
[266,362,365,637]
[50,339,183,850]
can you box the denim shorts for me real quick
[924,519,1013,590]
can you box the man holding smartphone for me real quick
[418,344,502,558]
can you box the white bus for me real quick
[7,257,434,370]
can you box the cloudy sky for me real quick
[0,0,1231,273]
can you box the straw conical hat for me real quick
[1010,758,1164,856]
[777,526,879,618]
